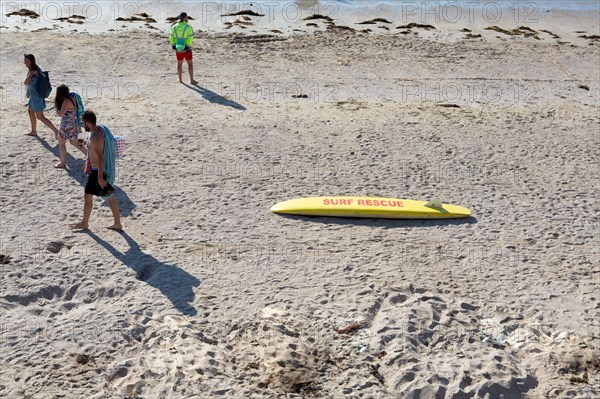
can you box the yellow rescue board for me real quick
[271,197,471,219]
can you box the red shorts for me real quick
[176,51,193,61]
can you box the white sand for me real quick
[0,2,599,398]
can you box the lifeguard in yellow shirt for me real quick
[170,12,198,85]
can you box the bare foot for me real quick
[177,79,183,83]
[25,132,38,136]
[54,163,67,169]
[106,224,123,232]
[190,79,199,85]
[69,222,89,230]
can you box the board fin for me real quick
[425,199,443,209]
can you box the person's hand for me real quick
[98,175,107,189]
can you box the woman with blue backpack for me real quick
[23,54,58,137]
[54,85,86,169]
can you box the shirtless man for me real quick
[70,111,122,231]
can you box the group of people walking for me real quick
[22,12,199,232]
[24,54,122,231]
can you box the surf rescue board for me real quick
[271,197,471,219]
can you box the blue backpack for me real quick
[36,68,52,98]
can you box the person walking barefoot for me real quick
[170,12,198,85]
[70,111,122,231]
[54,85,86,169]
[23,54,58,137]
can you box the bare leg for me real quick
[55,138,67,168]
[26,107,38,136]
[177,60,184,83]
[70,194,93,230]
[105,196,122,230]
[187,60,198,85]
[69,138,87,155]
[35,112,59,136]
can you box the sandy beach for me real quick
[0,1,599,398]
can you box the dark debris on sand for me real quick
[540,29,560,39]
[117,14,156,23]
[222,10,264,17]
[337,321,367,334]
[327,24,356,34]
[55,15,86,24]
[303,14,333,22]
[358,18,392,25]
[0,254,11,264]
[485,25,540,39]
[6,9,39,18]
[397,22,436,30]
[579,34,600,41]
[465,33,482,39]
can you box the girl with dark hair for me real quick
[54,84,85,169]
[23,54,58,137]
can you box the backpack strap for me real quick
[174,24,191,40]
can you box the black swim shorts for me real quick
[85,170,115,197]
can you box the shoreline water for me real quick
[1,0,599,36]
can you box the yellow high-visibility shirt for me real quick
[170,22,194,48]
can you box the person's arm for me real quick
[24,70,37,85]
[170,25,176,46]
[186,26,194,47]
[89,131,106,187]
[57,97,71,117]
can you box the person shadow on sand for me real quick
[184,83,247,111]
[35,135,137,217]
[87,231,200,316]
